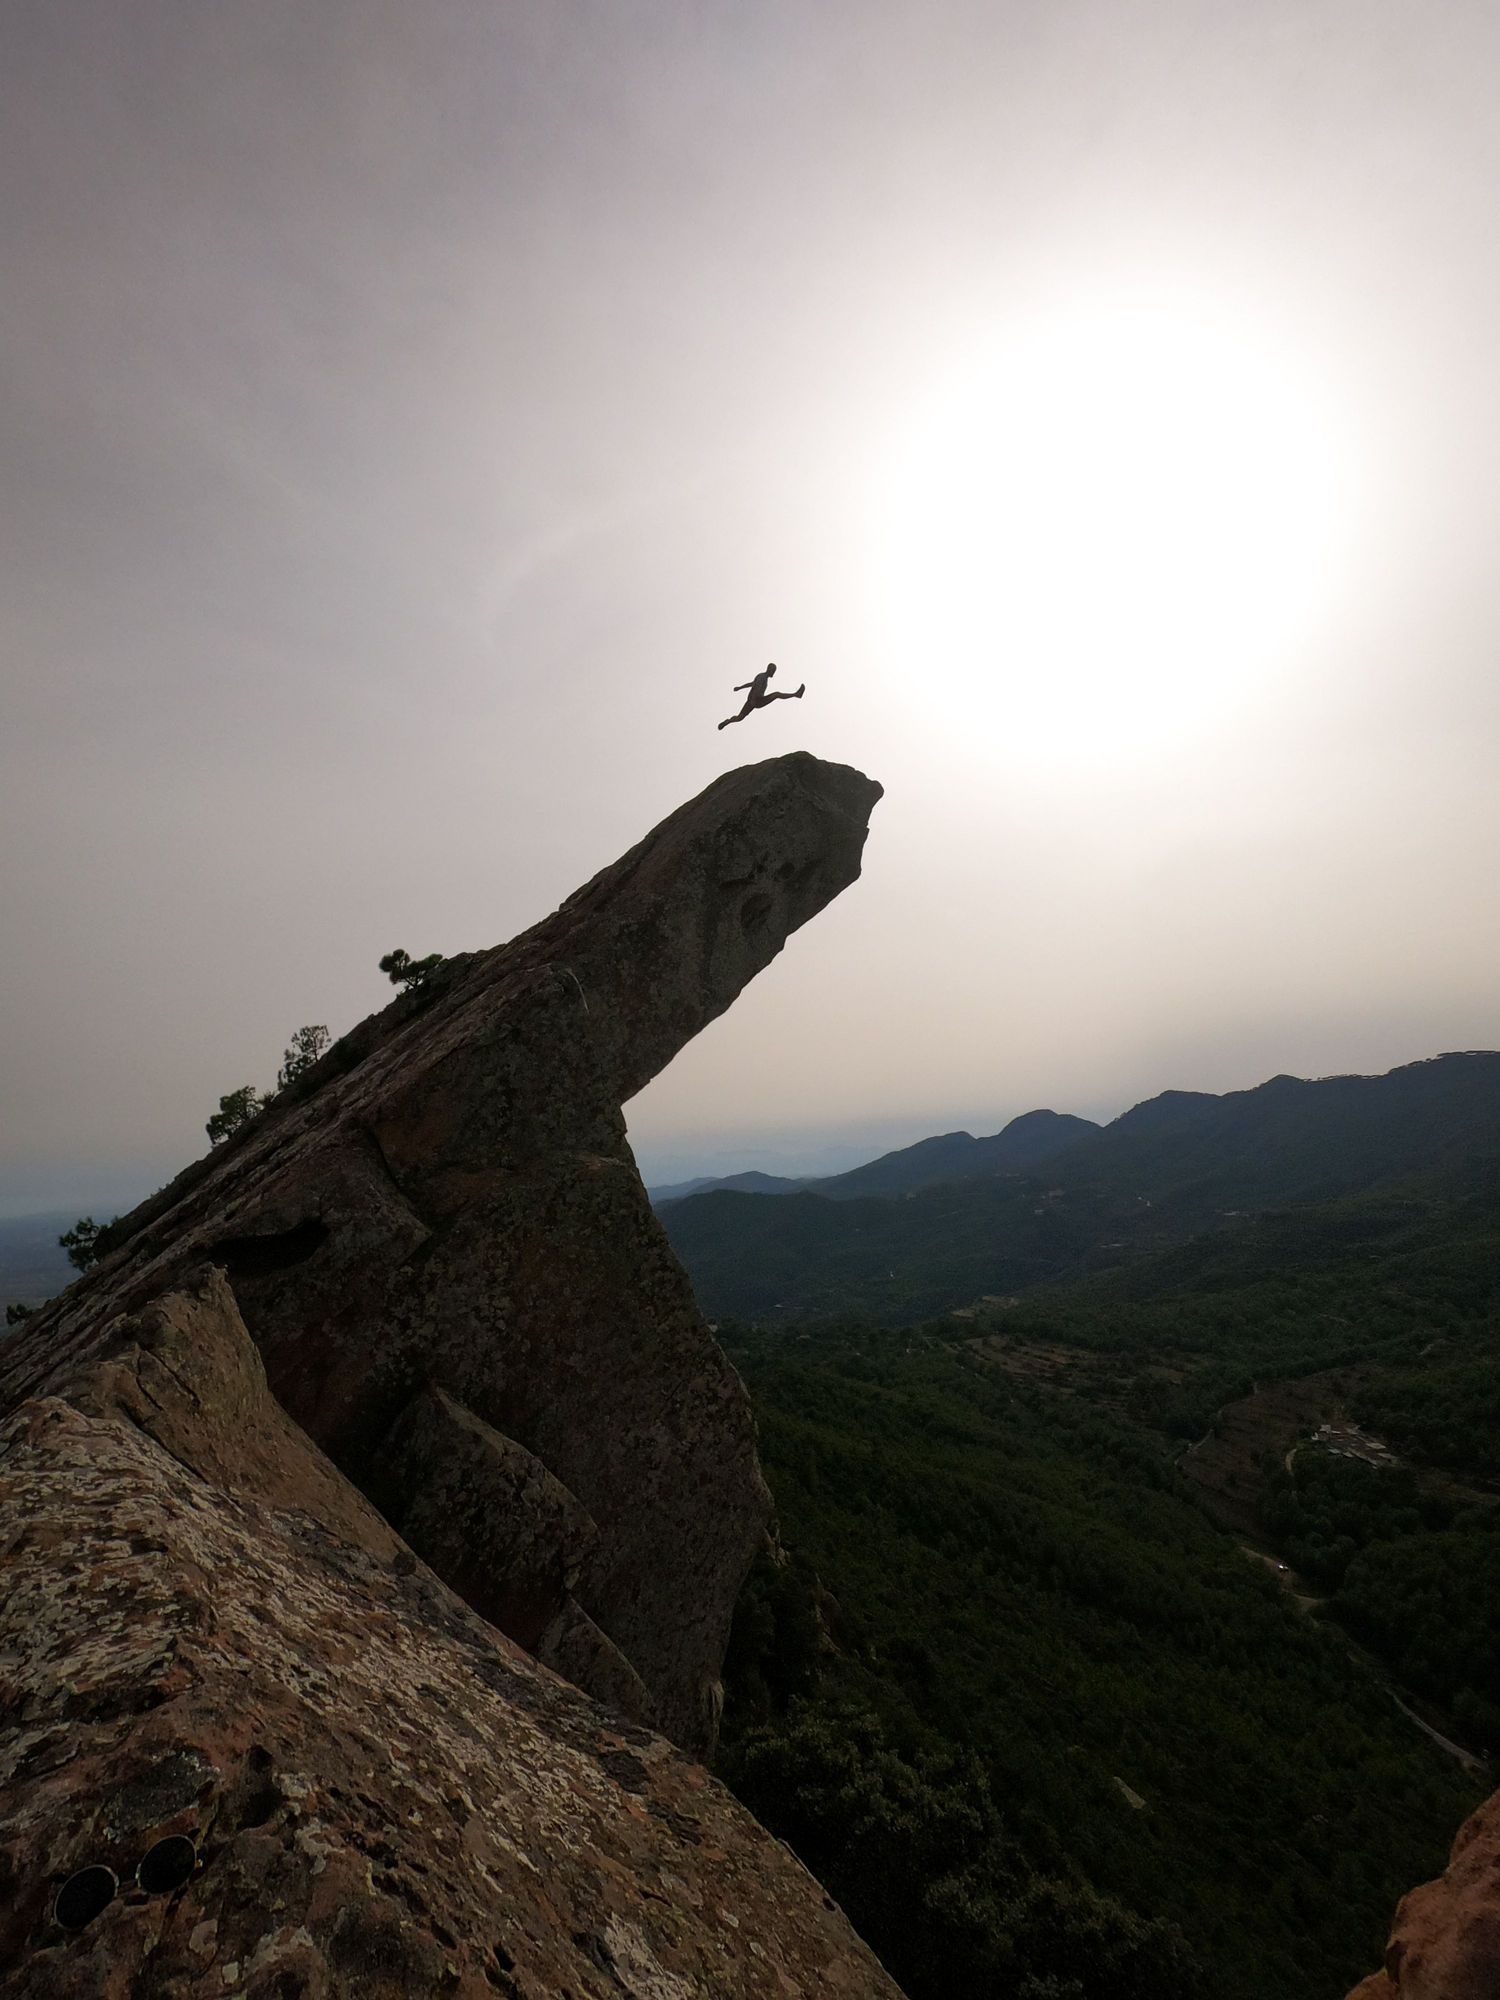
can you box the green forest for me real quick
[1261,1450,1500,1747]
[712,1181,1500,1998]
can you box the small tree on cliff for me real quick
[380,948,445,991]
[276,1023,330,1091]
[205,1023,329,1143]
[206,1085,267,1146]
[59,1217,108,1271]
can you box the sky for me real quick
[3,0,1499,1214]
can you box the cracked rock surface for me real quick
[0,1274,901,1998]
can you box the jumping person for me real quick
[718,662,806,729]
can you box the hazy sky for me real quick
[4,1,1499,1213]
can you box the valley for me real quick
[717,1309,1491,2000]
[704,1052,1500,1998]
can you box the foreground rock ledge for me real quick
[2,751,882,1757]
[0,1273,902,1999]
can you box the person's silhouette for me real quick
[718,662,806,729]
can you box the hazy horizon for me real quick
[5,1035,1492,1223]
[5,4,1499,1217]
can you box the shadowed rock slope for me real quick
[0,753,896,1999]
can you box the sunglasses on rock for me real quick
[53,1834,200,1931]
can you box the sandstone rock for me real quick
[378,1383,600,1652]
[0,1274,902,1998]
[536,1596,652,1724]
[1,751,881,1754]
[1346,1787,1500,2000]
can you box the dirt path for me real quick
[1235,1543,1486,1775]
[1238,1543,1323,1607]
[1385,1691,1486,1774]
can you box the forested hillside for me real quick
[724,1296,1496,2000]
[716,1320,1487,1999]
[666,1053,1500,1322]
[713,1148,1500,1999]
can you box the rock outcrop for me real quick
[1345,1788,1500,2000]
[2,751,880,1756]
[0,1271,902,1999]
[0,753,897,1998]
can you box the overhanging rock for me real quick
[0,754,895,1998]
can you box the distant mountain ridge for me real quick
[661,1052,1500,1321]
[817,1108,1102,1198]
[650,1107,1100,1206]
[1061,1053,1500,1220]
[648,1168,811,1203]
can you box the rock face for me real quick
[0,753,898,1998]
[2,751,881,1757]
[1345,1788,1500,2000]
[0,1272,903,1999]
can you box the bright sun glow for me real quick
[871,294,1364,767]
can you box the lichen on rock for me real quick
[0,1279,900,1997]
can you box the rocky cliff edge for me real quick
[0,753,899,2000]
